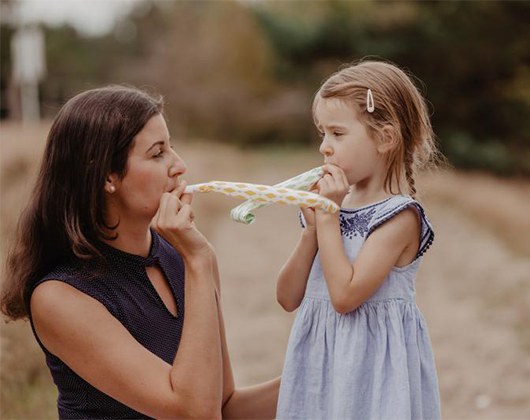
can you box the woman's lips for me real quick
[167,184,178,193]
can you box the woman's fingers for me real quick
[180,192,193,206]
[169,180,193,206]
[176,203,194,224]
[171,180,187,199]
[153,181,212,259]
[153,192,169,226]
[154,193,181,232]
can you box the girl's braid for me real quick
[404,150,417,198]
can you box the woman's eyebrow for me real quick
[145,140,165,154]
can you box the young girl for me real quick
[276,60,441,420]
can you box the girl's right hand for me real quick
[300,180,320,232]
[152,181,214,261]
[300,206,316,231]
[317,164,349,207]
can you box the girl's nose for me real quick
[319,138,332,157]
[168,149,187,177]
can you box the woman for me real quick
[0,86,279,418]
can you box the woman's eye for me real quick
[154,149,164,158]
[334,132,343,137]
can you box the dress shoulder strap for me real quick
[367,196,435,260]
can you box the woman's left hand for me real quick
[316,164,349,207]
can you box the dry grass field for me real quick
[1,121,529,419]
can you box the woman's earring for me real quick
[108,185,116,193]
[366,89,375,113]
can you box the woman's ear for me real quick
[105,173,119,194]
[377,125,398,154]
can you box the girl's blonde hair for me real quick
[314,59,439,197]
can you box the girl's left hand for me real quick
[316,164,349,207]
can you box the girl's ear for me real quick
[105,173,120,194]
[377,125,398,154]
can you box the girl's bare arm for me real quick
[316,208,420,314]
[276,221,318,312]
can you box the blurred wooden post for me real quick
[11,25,46,123]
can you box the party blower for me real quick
[184,166,338,224]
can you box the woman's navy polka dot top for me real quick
[30,230,185,419]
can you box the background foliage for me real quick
[2,0,529,175]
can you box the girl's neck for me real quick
[342,173,406,208]
[343,177,402,209]
[343,188,391,209]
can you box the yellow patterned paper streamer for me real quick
[230,166,324,224]
[185,181,338,215]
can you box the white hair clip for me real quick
[366,88,375,113]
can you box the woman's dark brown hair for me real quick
[1,86,163,320]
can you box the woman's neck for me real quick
[102,223,152,257]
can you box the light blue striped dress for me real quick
[277,196,441,420]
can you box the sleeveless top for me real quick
[29,231,185,419]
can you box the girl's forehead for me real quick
[314,97,358,123]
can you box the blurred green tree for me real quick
[250,0,530,175]
[2,0,529,175]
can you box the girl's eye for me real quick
[154,149,164,158]
[333,132,343,137]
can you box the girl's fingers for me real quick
[323,165,349,192]
[323,164,348,184]
[309,181,319,193]
[318,175,333,191]
[300,206,315,219]
[322,163,338,176]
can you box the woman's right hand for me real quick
[152,181,214,261]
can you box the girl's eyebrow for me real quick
[145,140,165,154]
[321,123,348,130]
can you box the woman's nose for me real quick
[168,149,187,177]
